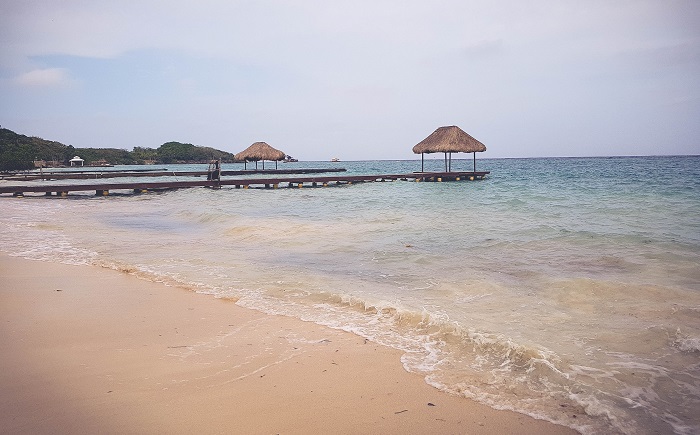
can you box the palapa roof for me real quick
[234,142,286,162]
[412,126,486,154]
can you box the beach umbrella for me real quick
[412,126,486,172]
[234,142,286,170]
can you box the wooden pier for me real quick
[0,171,489,197]
[2,167,346,181]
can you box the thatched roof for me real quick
[412,126,486,154]
[234,142,286,161]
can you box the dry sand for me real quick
[0,254,577,434]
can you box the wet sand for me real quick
[0,254,576,434]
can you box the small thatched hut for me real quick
[234,142,286,170]
[412,126,486,172]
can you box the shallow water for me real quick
[2,156,699,434]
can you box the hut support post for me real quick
[275,161,278,170]
[473,152,476,173]
[444,153,448,172]
[421,153,424,172]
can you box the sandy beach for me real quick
[0,254,575,434]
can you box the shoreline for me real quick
[0,254,577,434]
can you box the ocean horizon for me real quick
[2,155,699,434]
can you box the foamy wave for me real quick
[313,292,567,375]
[12,244,97,265]
[673,328,700,353]
[0,215,98,265]
[226,288,604,431]
[243,289,654,434]
[93,259,227,297]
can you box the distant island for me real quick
[0,127,238,171]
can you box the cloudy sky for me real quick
[1,1,699,160]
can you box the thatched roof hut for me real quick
[234,142,286,170]
[412,126,486,172]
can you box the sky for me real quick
[1,0,699,160]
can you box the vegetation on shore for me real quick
[0,127,237,171]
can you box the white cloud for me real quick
[14,68,70,87]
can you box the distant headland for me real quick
[0,127,238,171]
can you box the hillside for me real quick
[0,127,237,171]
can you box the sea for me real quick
[1,156,699,434]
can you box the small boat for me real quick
[331,157,340,162]
[283,155,298,163]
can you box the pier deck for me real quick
[0,171,489,197]
[3,167,346,181]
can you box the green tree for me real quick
[0,145,34,171]
[132,146,158,163]
[63,145,76,165]
[157,142,198,163]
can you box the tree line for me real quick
[0,127,238,171]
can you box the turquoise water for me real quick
[2,156,699,434]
